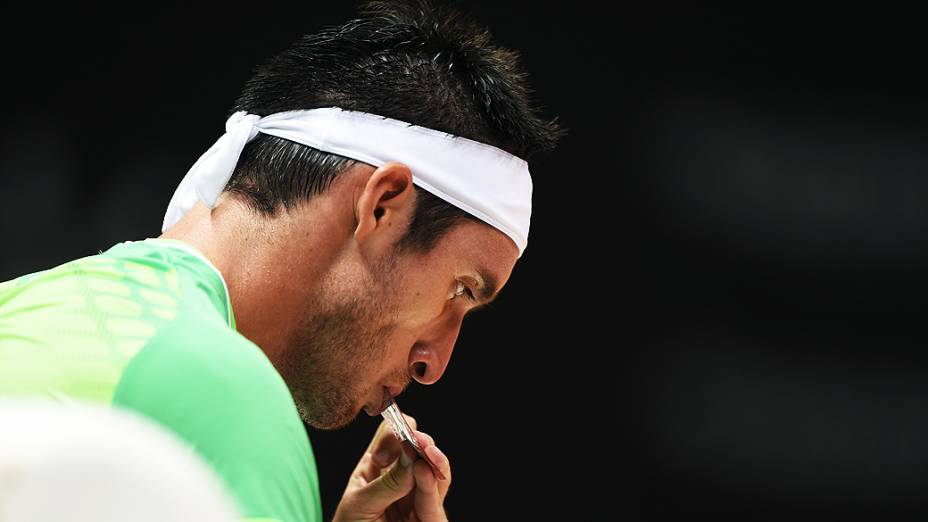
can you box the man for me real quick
[0,1,560,520]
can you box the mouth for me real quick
[364,385,403,416]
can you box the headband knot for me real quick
[226,111,259,131]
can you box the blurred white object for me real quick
[0,400,240,522]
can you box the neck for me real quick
[160,195,345,363]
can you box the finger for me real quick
[348,455,417,517]
[352,451,377,484]
[424,443,452,500]
[413,430,434,448]
[363,415,421,480]
[358,422,400,482]
[412,431,450,495]
[412,459,447,521]
[362,441,402,483]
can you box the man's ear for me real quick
[354,161,415,254]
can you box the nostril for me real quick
[412,362,427,379]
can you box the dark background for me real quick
[4,3,928,520]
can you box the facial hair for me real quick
[278,255,401,430]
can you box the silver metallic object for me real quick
[380,398,446,480]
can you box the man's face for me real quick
[279,220,519,429]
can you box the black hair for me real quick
[225,0,563,253]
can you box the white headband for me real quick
[162,107,532,255]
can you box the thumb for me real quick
[352,451,416,514]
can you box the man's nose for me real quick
[408,317,464,385]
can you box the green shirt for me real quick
[0,238,322,522]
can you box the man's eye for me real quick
[450,281,474,301]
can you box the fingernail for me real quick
[400,452,412,468]
[374,450,391,466]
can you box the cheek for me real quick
[392,285,449,328]
[381,328,418,363]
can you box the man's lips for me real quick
[365,385,402,416]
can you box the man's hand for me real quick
[333,414,452,522]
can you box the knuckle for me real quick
[382,467,403,492]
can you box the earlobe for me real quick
[354,162,415,246]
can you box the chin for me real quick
[298,402,364,431]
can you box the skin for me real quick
[162,161,518,521]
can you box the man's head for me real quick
[210,0,561,429]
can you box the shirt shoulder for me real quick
[112,304,322,522]
[0,239,230,402]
